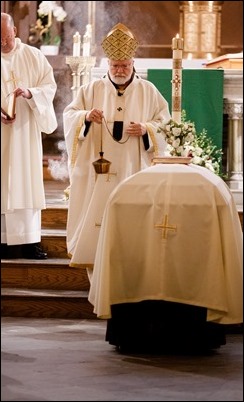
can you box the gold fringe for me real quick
[146,124,159,156]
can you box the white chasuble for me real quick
[69,172,119,267]
[63,73,171,264]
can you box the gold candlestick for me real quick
[171,34,184,123]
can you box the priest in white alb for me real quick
[1,12,57,259]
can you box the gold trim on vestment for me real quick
[71,117,85,168]
[146,123,159,156]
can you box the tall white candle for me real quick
[82,24,92,57]
[171,33,183,123]
[73,31,81,57]
[88,1,92,25]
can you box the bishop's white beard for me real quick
[110,73,132,85]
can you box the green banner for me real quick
[147,69,224,149]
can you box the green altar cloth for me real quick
[147,69,224,149]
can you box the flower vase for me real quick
[40,45,59,56]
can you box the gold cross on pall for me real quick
[6,70,19,90]
[155,214,177,239]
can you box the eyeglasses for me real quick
[109,63,133,70]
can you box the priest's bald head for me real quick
[1,13,17,53]
[102,23,138,86]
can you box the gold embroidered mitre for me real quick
[101,23,138,60]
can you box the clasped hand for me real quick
[13,87,32,99]
[86,109,146,137]
[125,122,147,137]
[86,109,103,124]
[1,107,15,124]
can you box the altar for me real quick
[91,59,243,208]
[45,55,243,211]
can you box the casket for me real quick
[89,164,243,353]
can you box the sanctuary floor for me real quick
[2,179,242,401]
[1,317,243,401]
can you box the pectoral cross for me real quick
[6,70,19,91]
[155,214,177,239]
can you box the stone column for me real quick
[223,98,243,190]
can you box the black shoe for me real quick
[1,243,8,259]
[22,243,48,260]
[1,243,23,259]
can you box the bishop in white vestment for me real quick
[63,23,171,268]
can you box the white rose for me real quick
[172,138,181,148]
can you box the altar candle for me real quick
[82,24,92,57]
[171,33,184,123]
[73,31,81,57]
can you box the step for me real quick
[1,230,68,259]
[1,258,90,291]
[42,204,68,230]
[41,229,68,258]
[1,288,96,319]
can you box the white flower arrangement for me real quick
[160,119,196,157]
[189,128,223,176]
[158,112,223,177]
[36,1,67,46]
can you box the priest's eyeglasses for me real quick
[109,63,133,70]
